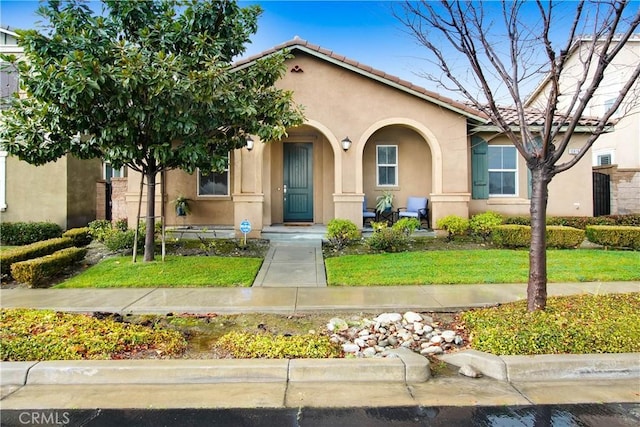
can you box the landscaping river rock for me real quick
[326,311,465,357]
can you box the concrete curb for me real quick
[0,349,429,386]
[438,350,640,381]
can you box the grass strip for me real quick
[325,249,640,285]
[55,255,262,288]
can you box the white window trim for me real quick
[197,156,230,197]
[376,144,398,187]
[0,150,7,211]
[488,145,518,197]
[103,162,126,180]
[593,149,615,167]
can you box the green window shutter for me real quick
[471,136,489,199]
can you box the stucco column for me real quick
[429,193,471,226]
[232,142,264,238]
[333,193,365,228]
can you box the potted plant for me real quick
[173,195,191,217]
[376,190,394,213]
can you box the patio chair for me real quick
[397,197,430,229]
[362,196,377,227]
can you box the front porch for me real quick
[164,224,436,241]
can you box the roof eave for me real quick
[470,124,615,134]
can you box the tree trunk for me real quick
[528,165,551,311]
[144,169,157,262]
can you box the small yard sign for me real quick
[240,219,251,245]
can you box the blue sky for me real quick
[0,1,429,89]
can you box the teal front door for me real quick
[283,143,313,222]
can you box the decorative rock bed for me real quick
[327,311,465,358]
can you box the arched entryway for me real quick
[263,123,337,225]
[355,119,440,225]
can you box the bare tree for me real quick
[396,1,640,311]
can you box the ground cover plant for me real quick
[461,293,640,355]
[325,249,640,285]
[0,309,186,361]
[55,255,262,288]
[3,293,638,362]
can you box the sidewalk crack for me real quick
[119,288,159,313]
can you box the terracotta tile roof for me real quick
[235,38,607,131]
[485,105,606,128]
[234,38,488,121]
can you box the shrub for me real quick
[469,212,503,242]
[11,247,88,287]
[369,221,388,232]
[114,218,129,232]
[103,228,144,252]
[503,214,640,229]
[491,225,530,248]
[436,215,469,240]
[88,220,113,242]
[493,225,586,249]
[586,225,640,250]
[216,332,341,359]
[503,216,530,226]
[609,214,640,227]
[0,237,74,277]
[0,222,63,245]
[546,226,585,248]
[392,217,421,236]
[326,219,360,250]
[367,227,408,252]
[62,227,93,247]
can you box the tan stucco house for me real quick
[527,35,640,215]
[119,39,597,236]
[1,27,102,229]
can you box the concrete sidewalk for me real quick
[1,281,638,314]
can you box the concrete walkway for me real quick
[2,282,638,314]
[252,240,326,287]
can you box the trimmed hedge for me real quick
[0,237,74,277]
[492,225,585,249]
[504,214,640,229]
[586,225,640,250]
[492,225,530,248]
[10,247,88,288]
[547,226,585,248]
[62,227,93,247]
[0,222,63,245]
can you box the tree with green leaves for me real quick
[397,0,640,311]
[0,0,304,261]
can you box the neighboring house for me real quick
[527,35,640,215]
[119,38,598,236]
[0,27,102,229]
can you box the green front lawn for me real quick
[325,249,640,285]
[55,256,262,288]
